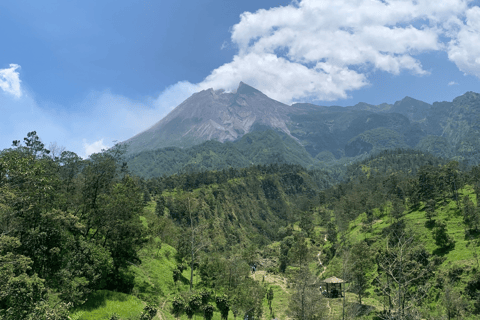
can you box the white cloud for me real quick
[3,0,480,157]
[0,64,22,98]
[447,6,480,78]
[0,89,71,154]
[0,78,200,158]
[151,81,200,116]
[193,0,474,103]
[198,53,367,102]
[448,81,459,85]
[83,138,109,158]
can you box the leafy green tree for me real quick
[424,199,437,223]
[287,266,327,320]
[441,280,467,320]
[202,304,214,320]
[12,130,51,158]
[173,268,182,285]
[289,235,311,267]
[383,172,406,201]
[266,287,274,315]
[142,187,151,205]
[375,232,434,318]
[140,305,158,320]
[347,241,374,305]
[279,236,294,273]
[200,289,211,305]
[441,161,461,205]
[417,165,440,202]
[390,198,405,221]
[172,295,185,318]
[463,195,479,234]
[405,178,421,210]
[230,278,265,320]
[299,208,314,238]
[326,221,337,245]
[0,235,47,320]
[433,220,455,249]
[155,195,166,216]
[215,294,230,320]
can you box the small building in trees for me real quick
[320,276,346,298]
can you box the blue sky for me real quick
[2,0,480,158]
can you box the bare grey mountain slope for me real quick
[124,82,301,154]
[122,81,480,167]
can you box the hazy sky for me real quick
[2,0,480,158]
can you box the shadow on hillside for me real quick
[433,243,455,256]
[465,229,480,240]
[424,220,436,229]
[344,302,376,318]
[179,274,190,286]
[79,290,129,311]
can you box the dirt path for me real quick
[251,270,289,293]
[317,234,328,277]
[156,298,168,320]
[319,234,332,317]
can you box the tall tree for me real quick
[463,195,479,234]
[424,199,437,223]
[441,279,467,320]
[347,241,374,305]
[287,266,327,320]
[230,278,265,320]
[375,231,434,319]
[433,220,454,250]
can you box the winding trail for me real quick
[318,234,332,316]
[317,234,328,277]
[156,298,168,320]
[326,300,332,315]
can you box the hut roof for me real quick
[321,276,345,283]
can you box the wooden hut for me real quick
[319,276,345,298]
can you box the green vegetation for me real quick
[69,291,145,320]
[125,130,319,179]
[3,131,480,319]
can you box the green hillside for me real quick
[345,127,410,157]
[125,130,319,179]
[3,131,480,320]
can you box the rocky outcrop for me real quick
[123,82,302,154]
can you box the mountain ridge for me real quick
[124,82,302,154]
[121,82,480,175]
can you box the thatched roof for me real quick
[321,276,345,283]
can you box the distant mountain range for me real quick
[121,82,480,178]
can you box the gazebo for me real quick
[319,276,346,298]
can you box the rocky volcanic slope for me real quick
[122,81,480,166]
[124,82,303,155]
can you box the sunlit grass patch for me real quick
[262,283,290,320]
[131,241,178,303]
[69,290,144,320]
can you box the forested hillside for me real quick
[125,130,323,178]
[124,90,480,179]
[2,132,480,319]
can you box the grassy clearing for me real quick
[262,283,290,320]
[69,290,145,320]
[327,184,480,317]
[131,240,178,303]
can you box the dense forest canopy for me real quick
[1,131,480,319]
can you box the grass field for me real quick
[69,290,145,320]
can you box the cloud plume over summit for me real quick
[195,0,479,103]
